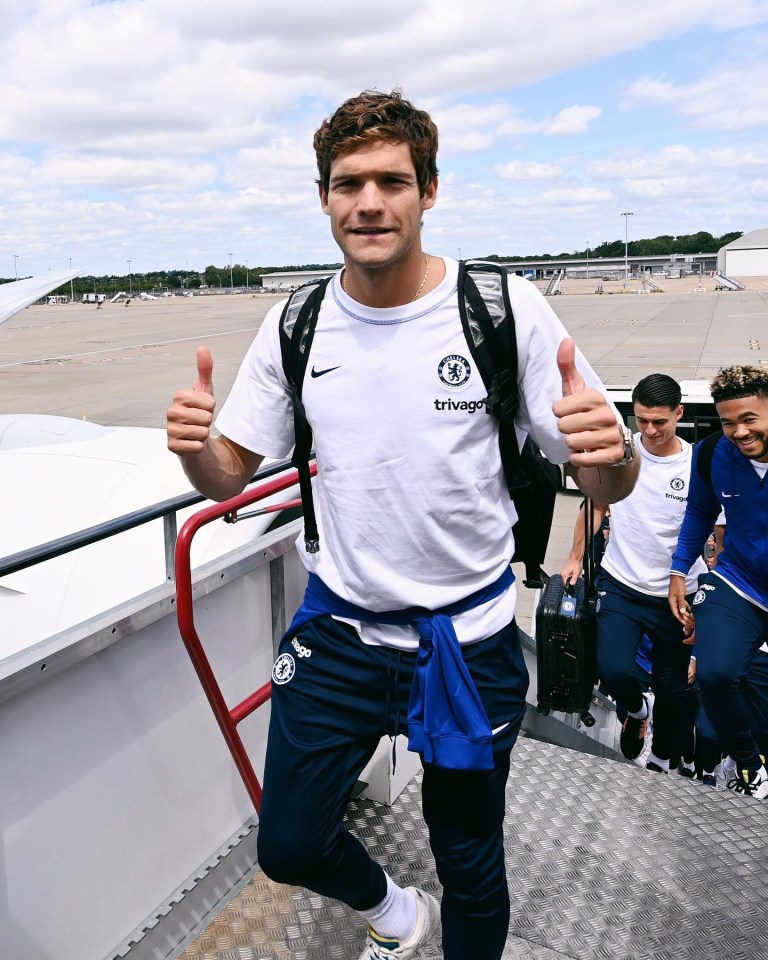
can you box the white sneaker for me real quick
[714,755,737,788]
[358,887,440,960]
[727,767,768,799]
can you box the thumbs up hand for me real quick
[551,338,626,466]
[167,346,218,455]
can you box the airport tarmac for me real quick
[1,280,766,429]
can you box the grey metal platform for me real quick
[177,736,768,960]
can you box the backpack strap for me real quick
[278,277,331,553]
[457,260,526,493]
[278,263,542,565]
[695,431,722,491]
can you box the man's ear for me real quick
[421,176,438,212]
[319,183,330,215]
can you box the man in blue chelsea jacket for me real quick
[669,365,768,799]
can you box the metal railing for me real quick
[0,457,298,580]
[173,463,316,812]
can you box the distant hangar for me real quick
[717,227,768,277]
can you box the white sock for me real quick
[647,751,669,771]
[628,700,648,720]
[682,760,696,773]
[359,876,417,941]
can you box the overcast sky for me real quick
[2,0,768,279]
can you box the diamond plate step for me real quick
[178,736,768,960]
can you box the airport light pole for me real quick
[127,260,132,296]
[14,254,19,280]
[229,252,234,292]
[245,259,249,291]
[69,257,75,303]
[621,212,633,288]
[586,242,590,280]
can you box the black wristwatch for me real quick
[610,424,636,467]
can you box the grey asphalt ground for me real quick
[2,278,765,428]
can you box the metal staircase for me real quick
[714,272,746,291]
[544,270,564,296]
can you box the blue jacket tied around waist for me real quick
[284,568,515,772]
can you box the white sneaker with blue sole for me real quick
[358,886,440,960]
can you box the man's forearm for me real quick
[180,436,262,502]
[569,458,640,504]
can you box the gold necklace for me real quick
[342,253,431,303]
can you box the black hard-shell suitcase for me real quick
[534,574,597,725]
[534,498,598,725]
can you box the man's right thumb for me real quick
[194,345,214,396]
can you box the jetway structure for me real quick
[3,462,767,960]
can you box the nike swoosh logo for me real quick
[721,491,740,498]
[310,364,341,378]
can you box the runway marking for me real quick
[0,326,257,369]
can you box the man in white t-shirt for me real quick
[167,89,638,960]
[562,374,705,773]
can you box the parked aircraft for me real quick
[0,268,81,325]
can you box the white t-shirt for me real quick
[217,258,607,649]
[601,434,707,596]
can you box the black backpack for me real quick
[278,261,560,588]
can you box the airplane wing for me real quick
[0,269,82,325]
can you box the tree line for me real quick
[0,230,744,293]
[479,230,743,263]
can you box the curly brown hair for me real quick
[313,89,439,197]
[710,364,768,404]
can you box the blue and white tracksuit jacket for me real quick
[671,435,768,608]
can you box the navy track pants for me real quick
[596,571,692,761]
[691,573,768,770]
[256,613,528,960]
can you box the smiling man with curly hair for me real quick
[670,364,768,799]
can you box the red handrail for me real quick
[174,464,314,811]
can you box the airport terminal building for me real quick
[260,228,768,291]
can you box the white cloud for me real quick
[495,160,565,180]
[36,154,218,192]
[543,106,603,135]
[438,102,602,155]
[588,144,768,179]
[620,177,717,200]
[710,0,768,29]
[537,186,615,205]
[624,63,768,130]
